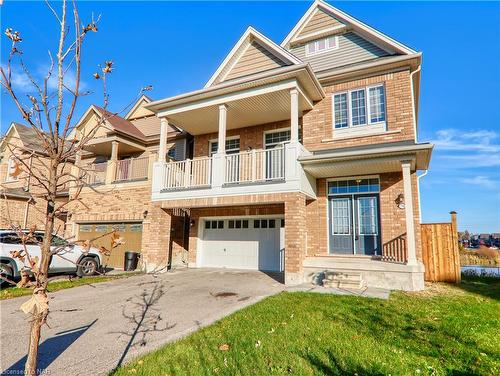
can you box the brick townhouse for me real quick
[65,96,191,268]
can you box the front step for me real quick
[322,271,366,290]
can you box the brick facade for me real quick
[143,67,423,284]
[303,70,416,151]
[305,173,422,261]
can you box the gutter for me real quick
[316,53,422,82]
[299,143,434,164]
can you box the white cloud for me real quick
[46,69,87,93]
[461,175,497,189]
[440,153,500,168]
[6,66,33,92]
[432,128,500,153]
[3,64,87,94]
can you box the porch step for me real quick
[322,271,366,290]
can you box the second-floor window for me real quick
[333,84,386,129]
[6,156,19,182]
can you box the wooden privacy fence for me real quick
[421,211,461,283]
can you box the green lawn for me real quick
[113,277,500,376]
[0,273,139,300]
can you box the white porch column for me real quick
[158,117,169,162]
[212,104,228,188]
[402,161,417,265]
[290,88,299,143]
[217,104,228,154]
[106,140,119,184]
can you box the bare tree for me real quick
[0,1,150,374]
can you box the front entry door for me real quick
[329,194,380,255]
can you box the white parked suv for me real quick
[0,230,103,286]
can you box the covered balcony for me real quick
[79,138,154,187]
[145,65,325,203]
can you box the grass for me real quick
[0,272,140,300]
[113,276,500,376]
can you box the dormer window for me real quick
[305,36,339,56]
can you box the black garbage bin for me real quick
[124,251,140,271]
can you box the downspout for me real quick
[410,65,421,143]
[416,169,428,222]
[411,65,424,221]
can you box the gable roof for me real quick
[1,122,47,154]
[205,26,303,88]
[281,0,416,55]
[124,94,154,120]
[93,106,146,140]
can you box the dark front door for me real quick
[328,194,380,255]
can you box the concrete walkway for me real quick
[0,269,284,376]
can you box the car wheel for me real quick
[77,257,98,277]
[0,263,14,288]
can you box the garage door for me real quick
[78,222,142,268]
[200,218,284,272]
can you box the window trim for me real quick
[332,84,386,131]
[305,35,339,57]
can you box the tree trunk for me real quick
[25,306,43,376]
[24,163,57,375]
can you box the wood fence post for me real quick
[450,211,461,283]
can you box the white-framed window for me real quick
[209,137,240,156]
[264,129,291,149]
[305,35,339,56]
[332,84,386,130]
[6,156,19,182]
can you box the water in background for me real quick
[462,265,500,277]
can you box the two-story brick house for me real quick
[66,96,191,268]
[138,0,433,290]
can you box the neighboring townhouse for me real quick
[66,96,191,268]
[0,123,69,231]
[138,0,433,291]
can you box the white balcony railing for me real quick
[115,156,149,182]
[225,146,285,184]
[85,162,107,185]
[162,157,212,190]
[152,142,316,200]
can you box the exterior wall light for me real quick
[143,210,148,219]
[190,219,195,227]
[395,193,405,209]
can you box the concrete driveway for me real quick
[0,269,284,375]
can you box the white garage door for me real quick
[200,218,284,272]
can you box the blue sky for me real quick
[1,1,499,232]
